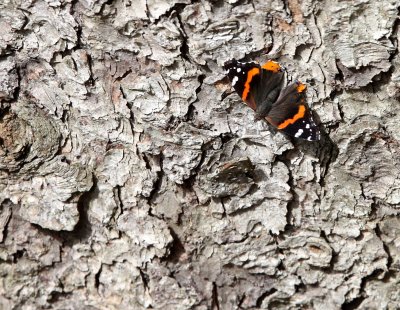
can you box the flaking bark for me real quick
[0,0,400,309]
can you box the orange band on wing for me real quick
[278,105,306,129]
[262,60,281,73]
[296,82,307,93]
[242,68,260,100]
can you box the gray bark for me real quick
[0,0,400,309]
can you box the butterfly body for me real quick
[224,59,320,141]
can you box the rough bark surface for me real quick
[0,0,400,309]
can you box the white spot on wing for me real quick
[294,129,304,138]
[237,68,241,72]
[232,76,239,87]
[306,124,310,129]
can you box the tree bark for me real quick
[1,0,400,309]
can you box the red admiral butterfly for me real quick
[224,59,320,141]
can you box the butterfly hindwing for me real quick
[266,82,320,141]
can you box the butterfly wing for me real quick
[224,60,320,141]
[254,61,285,119]
[266,82,320,141]
[224,60,260,111]
[224,60,284,115]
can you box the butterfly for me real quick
[224,59,320,141]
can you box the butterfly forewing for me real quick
[224,60,261,111]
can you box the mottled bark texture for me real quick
[0,0,399,309]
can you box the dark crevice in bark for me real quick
[220,132,235,145]
[162,227,186,263]
[219,198,227,218]
[12,248,26,263]
[114,69,132,82]
[356,10,399,97]
[218,233,249,246]
[98,0,115,17]
[14,138,31,161]
[0,105,11,122]
[94,263,102,290]
[275,254,286,272]
[282,0,289,17]
[221,88,234,101]
[320,230,337,272]
[294,281,306,294]
[120,82,136,138]
[360,182,367,200]
[275,151,298,232]
[12,62,22,103]
[112,185,124,219]
[0,199,13,243]
[146,154,164,207]
[342,296,364,310]
[54,24,83,60]
[179,34,191,62]
[196,74,206,95]
[256,287,277,307]
[85,53,95,87]
[185,74,205,122]
[237,293,246,309]
[60,108,69,123]
[75,19,83,50]
[384,6,400,70]
[153,2,190,24]
[139,267,150,291]
[293,44,315,62]
[180,139,215,192]
[354,231,365,242]
[48,290,72,304]
[175,205,184,226]
[318,136,339,188]
[334,60,345,86]
[283,200,297,233]
[142,152,153,171]
[211,282,220,310]
[245,24,274,61]
[210,0,226,9]
[375,224,393,272]
[65,175,97,244]
[225,196,264,218]
[365,197,383,221]
[336,99,345,124]
[326,87,344,129]
[69,0,79,14]
[343,268,386,310]
[157,4,193,62]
